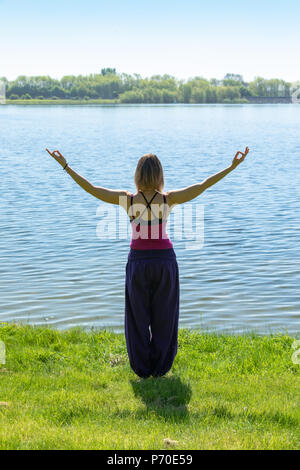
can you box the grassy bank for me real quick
[4,98,250,105]
[5,98,119,105]
[0,324,299,450]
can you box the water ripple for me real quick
[0,104,299,333]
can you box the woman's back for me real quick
[129,190,173,250]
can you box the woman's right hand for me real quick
[46,148,67,168]
[231,147,250,169]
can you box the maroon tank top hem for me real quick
[130,239,173,250]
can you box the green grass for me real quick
[5,99,119,105]
[0,323,299,450]
[4,98,249,105]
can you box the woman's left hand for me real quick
[46,148,67,168]
[231,146,250,169]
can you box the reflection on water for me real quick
[0,104,299,333]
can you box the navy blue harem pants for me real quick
[125,248,179,378]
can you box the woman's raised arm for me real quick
[46,149,129,205]
[167,147,250,205]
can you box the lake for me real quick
[0,104,299,334]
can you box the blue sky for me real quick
[0,0,299,82]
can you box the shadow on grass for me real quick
[130,375,192,422]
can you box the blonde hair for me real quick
[134,154,164,191]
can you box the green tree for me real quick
[224,73,243,83]
[179,83,192,103]
[191,88,205,103]
[119,89,144,103]
[101,68,116,76]
[205,87,217,103]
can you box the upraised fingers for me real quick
[234,151,243,160]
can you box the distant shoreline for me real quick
[4,98,119,105]
[2,71,296,105]
[2,97,294,105]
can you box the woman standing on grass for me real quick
[46,147,249,378]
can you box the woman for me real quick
[46,147,249,378]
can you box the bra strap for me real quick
[140,191,158,209]
[129,194,135,222]
[162,194,167,220]
[139,191,158,219]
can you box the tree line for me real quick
[0,69,294,103]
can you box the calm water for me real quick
[0,104,299,333]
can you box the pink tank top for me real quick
[129,191,173,250]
